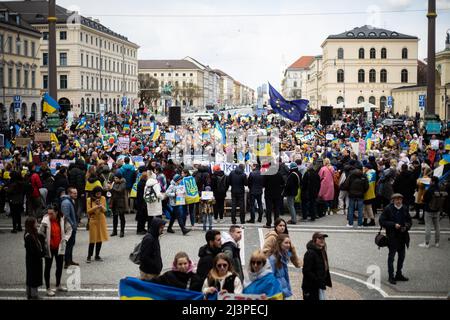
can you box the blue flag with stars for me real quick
[268,83,309,122]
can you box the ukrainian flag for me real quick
[119,277,205,300]
[243,273,284,300]
[74,139,81,148]
[50,133,61,152]
[255,141,272,157]
[27,144,33,163]
[214,121,226,144]
[150,122,160,142]
[43,93,61,114]
[365,130,373,151]
[76,117,87,129]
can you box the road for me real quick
[0,212,448,300]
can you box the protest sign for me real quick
[326,134,334,141]
[210,163,252,176]
[175,185,186,206]
[117,137,130,152]
[201,191,214,200]
[141,120,152,134]
[34,133,52,142]
[15,137,31,147]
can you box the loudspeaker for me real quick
[168,106,181,126]
[320,106,333,126]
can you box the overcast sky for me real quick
[54,0,450,90]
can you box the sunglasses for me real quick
[251,261,263,266]
[216,263,228,269]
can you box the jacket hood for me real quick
[306,240,322,252]
[214,171,225,177]
[221,231,238,247]
[234,167,244,175]
[149,217,166,238]
[171,258,195,273]
[198,244,221,258]
[61,195,71,201]
[264,230,278,241]
[245,260,273,286]
[146,177,158,187]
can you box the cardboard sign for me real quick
[117,137,130,152]
[34,133,52,142]
[201,191,214,200]
[15,137,31,147]
[326,134,334,141]
[175,185,186,206]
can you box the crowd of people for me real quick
[1,108,449,299]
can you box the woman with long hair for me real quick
[202,253,243,297]
[269,234,295,299]
[24,216,44,299]
[39,205,72,296]
[86,186,109,262]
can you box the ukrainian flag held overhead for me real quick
[43,93,61,114]
[243,273,284,300]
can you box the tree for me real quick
[138,74,160,109]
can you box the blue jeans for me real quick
[182,203,196,226]
[65,228,77,264]
[202,214,212,231]
[347,198,364,226]
[286,196,297,223]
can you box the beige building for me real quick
[0,9,42,121]
[1,1,139,116]
[392,33,450,120]
[302,26,419,112]
[282,56,314,100]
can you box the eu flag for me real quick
[268,83,309,122]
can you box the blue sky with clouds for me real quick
[57,0,450,90]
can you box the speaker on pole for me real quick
[320,106,333,126]
[168,106,181,126]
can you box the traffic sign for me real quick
[419,95,426,110]
[387,96,393,107]
[13,95,21,112]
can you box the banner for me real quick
[141,120,152,134]
[15,137,31,147]
[50,159,73,175]
[66,111,74,128]
[165,132,175,141]
[210,163,252,176]
[131,156,145,168]
[326,134,334,141]
[183,176,200,204]
[34,133,52,142]
[119,277,205,300]
[218,293,266,300]
[117,137,130,152]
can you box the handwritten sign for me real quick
[34,133,52,142]
[15,137,31,147]
[117,137,130,152]
[201,191,214,200]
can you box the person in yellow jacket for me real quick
[86,187,109,263]
[363,163,377,226]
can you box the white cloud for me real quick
[384,0,414,10]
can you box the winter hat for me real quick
[115,171,123,179]
[289,162,298,170]
[213,165,221,172]
[173,174,182,182]
[205,186,212,192]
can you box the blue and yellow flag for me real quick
[150,122,160,142]
[182,176,200,204]
[214,121,226,145]
[27,144,33,163]
[76,117,87,130]
[119,277,205,300]
[255,140,272,157]
[243,273,284,300]
[43,93,61,114]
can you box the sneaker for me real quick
[213,219,218,224]
[70,261,80,266]
[86,257,91,263]
[95,256,104,262]
[388,277,397,285]
[395,274,409,282]
[418,243,430,248]
[11,230,17,234]
[119,232,124,238]
[435,243,440,248]
[182,229,191,236]
[110,232,117,237]
[56,286,68,292]
[219,219,224,224]
[167,228,175,234]
[246,220,255,223]
[346,224,353,228]
[46,289,55,297]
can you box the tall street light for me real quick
[426,0,437,115]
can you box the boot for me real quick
[167,228,175,234]
[363,218,368,227]
[110,231,117,237]
[182,228,191,236]
[120,231,124,238]
[368,220,376,226]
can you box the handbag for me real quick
[375,226,388,249]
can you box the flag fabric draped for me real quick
[214,121,226,144]
[365,130,373,151]
[43,93,61,114]
[243,273,284,300]
[27,143,33,163]
[100,115,106,135]
[119,277,206,300]
[182,176,200,205]
[268,83,309,122]
[76,117,87,129]
[150,122,161,142]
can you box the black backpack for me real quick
[216,175,228,194]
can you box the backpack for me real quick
[144,184,159,204]
[428,191,448,211]
[129,241,142,265]
[216,175,228,194]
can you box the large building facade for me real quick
[1,1,139,116]
[0,9,42,121]
[281,56,314,100]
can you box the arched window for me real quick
[358,96,365,104]
[337,96,344,104]
[380,69,387,83]
[370,48,376,59]
[358,69,365,83]
[337,69,344,83]
[380,96,387,112]
[293,81,297,88]
[402,48,408,59]
[81,98,85,113]
[381,48,387,59]
[359,48,365,59]
[338,48,344,59]
[401,69,408,83]
[369,96,376,105]
[369,69,376,83]
[86,98,90,113]
[91,99,94,113]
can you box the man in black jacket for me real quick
[222,225,244,281]
[285,163,301,225]
[379,193,412,285]
[228,165,248,224]
[247,164,264,223]
[344,166,369,227]
[139,218,166,281]
[263,166,285,228]
[197,230,222,282]
[302,232,332,300]
[393,164,415,211]
[211,166,228,223]
[301,164,321,221]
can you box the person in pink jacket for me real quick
[318,159,335,217]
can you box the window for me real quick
[369,69,376,83]
[401,69,408,83]
[183,73,186,77]
[402,48,408,59]
[358,69,365,83]
[190,73,193,76]
[43,32,49,40]
[60,52,67,66]
[0,34,3,53]
[91,77,94,90]
[358,96,365,104]
[337,69,344,83]
[175,73,179,76]
[380,69,387,83]
[153,73,157,77]
[293,81,297,87]
[381,48,387,59]
[43,75,48,89]
[81,53,84,66]
[60,75,68,89]
[0,66,3,88]
[380,96,387,110]
[31,71,35,88]
[369,96,376,105]
[60,31,67,40]
[161,73,164,77]
[337,96,344,104]
[337,48,344,59]
[24,40,28,56]
[370,48,376,59]
[81,75,84,89]
[80,32,83,42]
[168,73,171,77]
[359,48,365,59]
[16,69,21,88]
[31,42,35,57]
[91,56,93,68]
[357,32,365,37]
[16,39,21,55]
[43,53,48,66]
[96,57,99,69]
[7,36,12,53]
[346,32,355,37]
[24,70,29,88]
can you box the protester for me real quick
[166,174,191,235]
[221,225,244,281]
[197,230,223,282]
[144,169,166,227]
[247,163,264,223]
[302,232,332,300]
[343,163,369,227]
[110,172,127,238]
[139,218,166,281]
[419,176,443,248]
[284,163,301,224]
[6,171,25,233]
[202,253,243,296]
[269,234,294,299]
[211,165,227,223]
[24,216,44,300]
[301,163,321,221]
[136,169,149,235]
[86,186,109,262]
[318,158,335,217]
[363,163,377,227]
[228,164,248,225]
[61,187,79,269]
[200,186,215,231]
[263,164,284,227]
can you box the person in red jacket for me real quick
[29,163,43,218]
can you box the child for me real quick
[200,186,215,231]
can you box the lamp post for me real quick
[426,0,437,115]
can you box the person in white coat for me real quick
[144,170,166,226]
[38,204,72,297]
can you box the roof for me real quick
[138,60,200,70]
[287,56,315,70]
[0,9,41,35]
[212,69,233,79]
[0,1,137,45]
[327,25,418,40]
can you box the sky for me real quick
[51,0,450,90]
